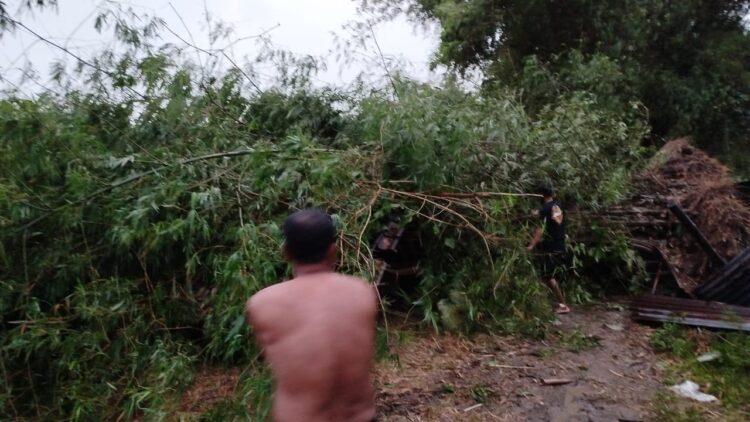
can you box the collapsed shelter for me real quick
[615,139,750,330]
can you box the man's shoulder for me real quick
[247,282,290,312]
[331,274,377,308]
[335,273,375,291]
[543,200,561,209]
[542,200,564,214]
[333,273,369,285]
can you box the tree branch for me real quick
[7,16,148,100]
[12,148,261,233]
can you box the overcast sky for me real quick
[0,0,442,94]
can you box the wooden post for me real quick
[668,204,727,266]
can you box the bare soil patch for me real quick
[177,306,667,421]
[179,366,241,414]
[375,305,662,421]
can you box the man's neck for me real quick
[544,197,554,203]
[293,262,334,277]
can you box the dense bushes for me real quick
[366,0,750,175]
[0,1,654,413]
[0,67,647,418]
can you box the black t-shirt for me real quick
[540,199,565,253]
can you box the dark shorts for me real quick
[537,252,567,279]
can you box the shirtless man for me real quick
[245,209,377,422]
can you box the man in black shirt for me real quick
[527,186,570,314]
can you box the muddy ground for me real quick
[375,305,662,421]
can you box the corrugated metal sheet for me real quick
[630,294,750,332]
[693,248,750,307]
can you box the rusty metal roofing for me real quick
[693,248,750,307]
[630,294,750,332]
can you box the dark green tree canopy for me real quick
[365,0,750,170]
[406,1,749,69]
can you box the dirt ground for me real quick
[180,304,668,421]
[375,305,663,422]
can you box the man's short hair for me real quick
[537,185,555,198]
[283,208,336,263]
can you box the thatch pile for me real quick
[614,139,750,292]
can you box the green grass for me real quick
[563,278,600,305]
[196,366,272,422]
[558,327,600,353]
[650,390,714,422]
[440,383,456,394]
[649,324,750,420]
[376,327,412,363]
[470,384,493,404]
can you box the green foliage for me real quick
[0,76,369,419]
[0,7,652,419]
[470,384,493,403]
[650,325,750,415]
[375,328,411,363]
[650,390,711,422]
[649,323,695,358]
[245,89,348,142]
[558,328,600,353]
[440,383,456,394]
[370,0,750,173]
[0,1,58,34]
[194,366,273,421]
[351,78,648,201]
[569,225,649,295]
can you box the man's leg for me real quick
[546,253,570,313]
[538,254,570,313]
[544,277,568,309]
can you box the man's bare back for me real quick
[247,270,376,421]
[246,209,377,421]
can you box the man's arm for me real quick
[245,297,257,328]
[245,295,272,348]
[527,227,543,251]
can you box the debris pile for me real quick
[620,139,750,331]
[630,294,750,331]
[611,138,750,293]
[693,248,750,307]
[642,139,750,256]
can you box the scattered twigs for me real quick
[22,229,29,284]
[368,21,399,100]
[609,369,625,378]
[350,181,538,271]
[355,187,383,277]
[6,17,149,101]
[463,403,483,412]
[489,364,534,370]
[27,361,40,417]
[0,355,19,418]
[433,191,542,199]
[542,377,573,386]
[399,189,495,268]
[650,261,662,294]
[350,185,392,342]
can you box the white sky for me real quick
[0,0,442,93]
